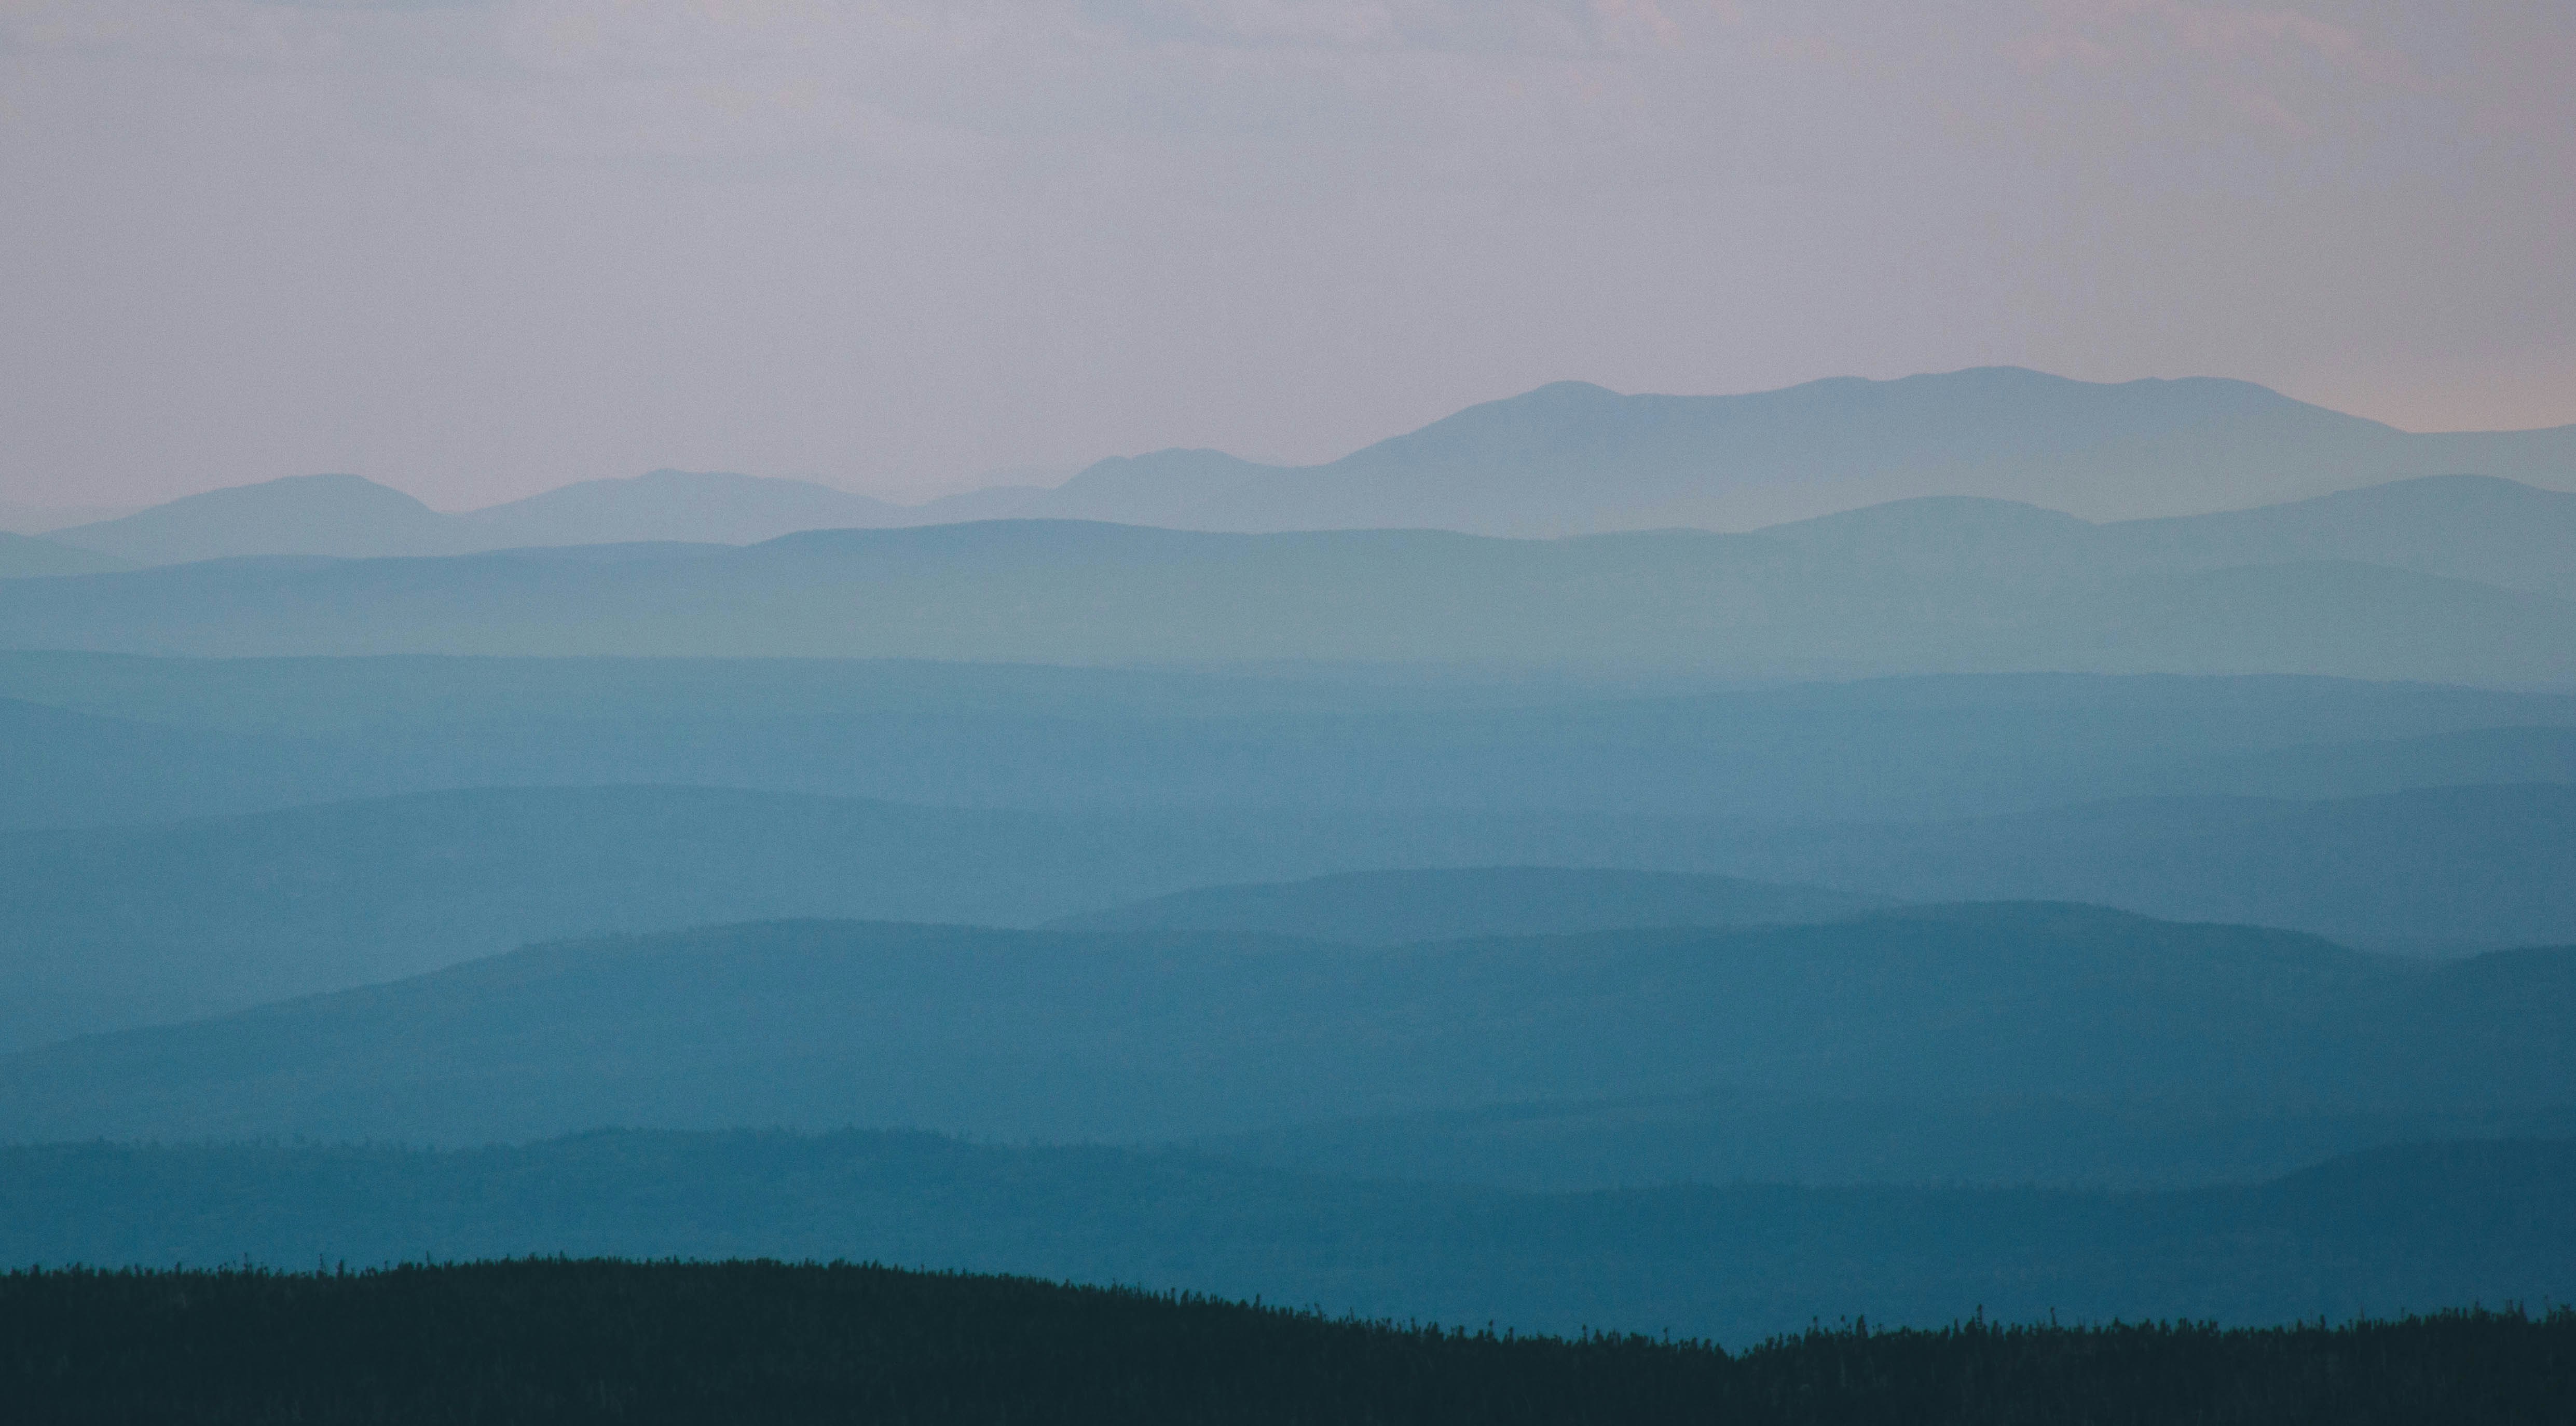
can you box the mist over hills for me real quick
[6,1131,2571,1342]
[37,369,2576,567]
[2,785,1900,1049]
[7,906,2571,1152]
[10,478,2576,686]
[1047,869,1886,943]
[1687,783,2576,955]
[457,470,906,548]
[43,470,904,566]
[13,368,2575,1349]
[1760,474,2576,601]
[0,533,131,580]
[0,500,135,537]
[43,474,472,564]
[11,657,2568,835]
[982,370,2576,535]
[1050,784,2576,954]
[8,767,2573,1050]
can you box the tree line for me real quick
[4,1258,2569,1424]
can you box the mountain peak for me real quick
[47,474,457,565]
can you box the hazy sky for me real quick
[3,0,2570,510]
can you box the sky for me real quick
[2,0,2570,512]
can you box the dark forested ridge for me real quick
[9,1261,2571,1426]
[6,1133,2573,1344]
[9,1262,2574,1426]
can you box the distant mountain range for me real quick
[26,368,2576,568]
[9,476,2575,685]
[29,470,908,567]
[958,370,2576,535]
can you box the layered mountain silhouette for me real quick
[7,773,2572,1049]
[39,369,2576,566]
[0,534,130,577]
[1046,868,1884,943]
[7,906,2572,1151]
[2,785,1909,1048]
[12,658,2567,833]
[0,532,129,579]
[43,473,470,564]
[458,469,905,548]
[43,470,900,565]
[10,476,2575,685]
[968,370,2576,535]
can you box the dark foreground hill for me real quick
[7,908,2572,1161]
[16,1266,2574,1426]
[6,1132,2575,1344]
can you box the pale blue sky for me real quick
[2,0,2569,509]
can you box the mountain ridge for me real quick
[12,481,2575,685]
[7,904,2572,1149]
[45,368,2576,564]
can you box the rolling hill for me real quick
[4,1130,2571,1343]
[1047,868,1884,942]
[1690,783,2576,953]
[40,470,897,567]
[6,785,1820,1048]
[5,906,2570,1149]
[42,372,2576,565]
[0,533,131,580]
[3,656,2570,833]
[946,369,2576,535]
[42,473,478,564]
[10,488,2576,686]
[459,469,904,547]
[10,766,2574,1048]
